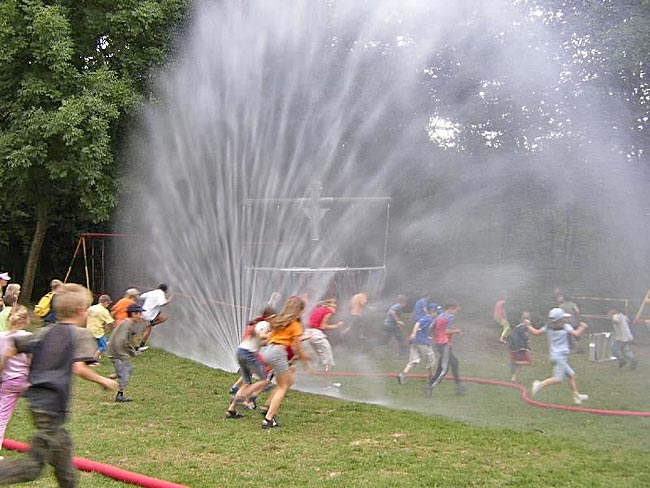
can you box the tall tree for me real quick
[0,0,189,300]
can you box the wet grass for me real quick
[2,321,650,487]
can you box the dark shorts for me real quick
[237,348,267,384]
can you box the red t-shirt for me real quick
[434,315,451,345]
[308,305,334,329]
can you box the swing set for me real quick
[63,233,142,297]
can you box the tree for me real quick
[0,0,189,300]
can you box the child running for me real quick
[529,307,589,404]
[0,283,117,486]
[424,303,465,397]
[380,295,408,358]
[305,298,343,372]
[397,302,442,385]
[0,306,32,460]
[226,320,271,419]
[228,307,276,396]
[259,296,311,429]
[608,307,638,370]
[508,311,532,383]
[107,304,148,402]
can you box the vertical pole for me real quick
[64,237,83,283]
[82,237,91,292]
[382,202,391,270]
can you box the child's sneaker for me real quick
[243,398,257,410]
[225,410,244,419]
[397,372,406,385]
[115,395,132,403]
[531,380,542,396]
[573,393,589,405]
[262,417,279,429]
[228,385,239,395]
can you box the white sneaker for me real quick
[573,393,589,405]
[531,380,542,396]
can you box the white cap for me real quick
[548,308,571,321]
[0,272,10,281]
[255,320,271,335]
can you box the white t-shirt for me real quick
[612,313,634,342]
[239,321,270,353]
[140,289,168,322]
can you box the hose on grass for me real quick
[1,439,189,488]
[311,371,650,417]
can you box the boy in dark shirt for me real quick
[509,311,532,382]
[0,283,118,487]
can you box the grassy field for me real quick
[3,320,650,487]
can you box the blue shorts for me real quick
[550,355,575,381]
[96,335,108,353]
[237,348,267,384]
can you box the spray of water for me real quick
[114,0,648,433]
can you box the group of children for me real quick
[502,297,638,404]
[226,297,312,429]
[226,289,641,425]
[0,280,174,483]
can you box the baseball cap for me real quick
[0,272,11,281]
[548,307,571,321]
[255,320,271,335]
[127,304,144,314]
[428,302,442,312]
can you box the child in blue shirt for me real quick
[397,303,442,385]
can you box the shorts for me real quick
[147,313,161,325]
[96,335,108,353]
[510,351,531,365]
[237,347,267,384]
[260,344,291,375]
[408,343,435,369]
[550,355,575,381]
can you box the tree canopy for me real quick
[0,0,189,300]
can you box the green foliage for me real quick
[0,0,189,292]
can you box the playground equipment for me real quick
[588,332,615,362]
[633,289,650,326]
[572,295,632,322]
[240,181,391,329]
[64,233,145,297]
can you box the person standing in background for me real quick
[494,297,510,344]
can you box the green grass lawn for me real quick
[3,321,650,487]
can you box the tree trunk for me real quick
[22,200,49,303]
